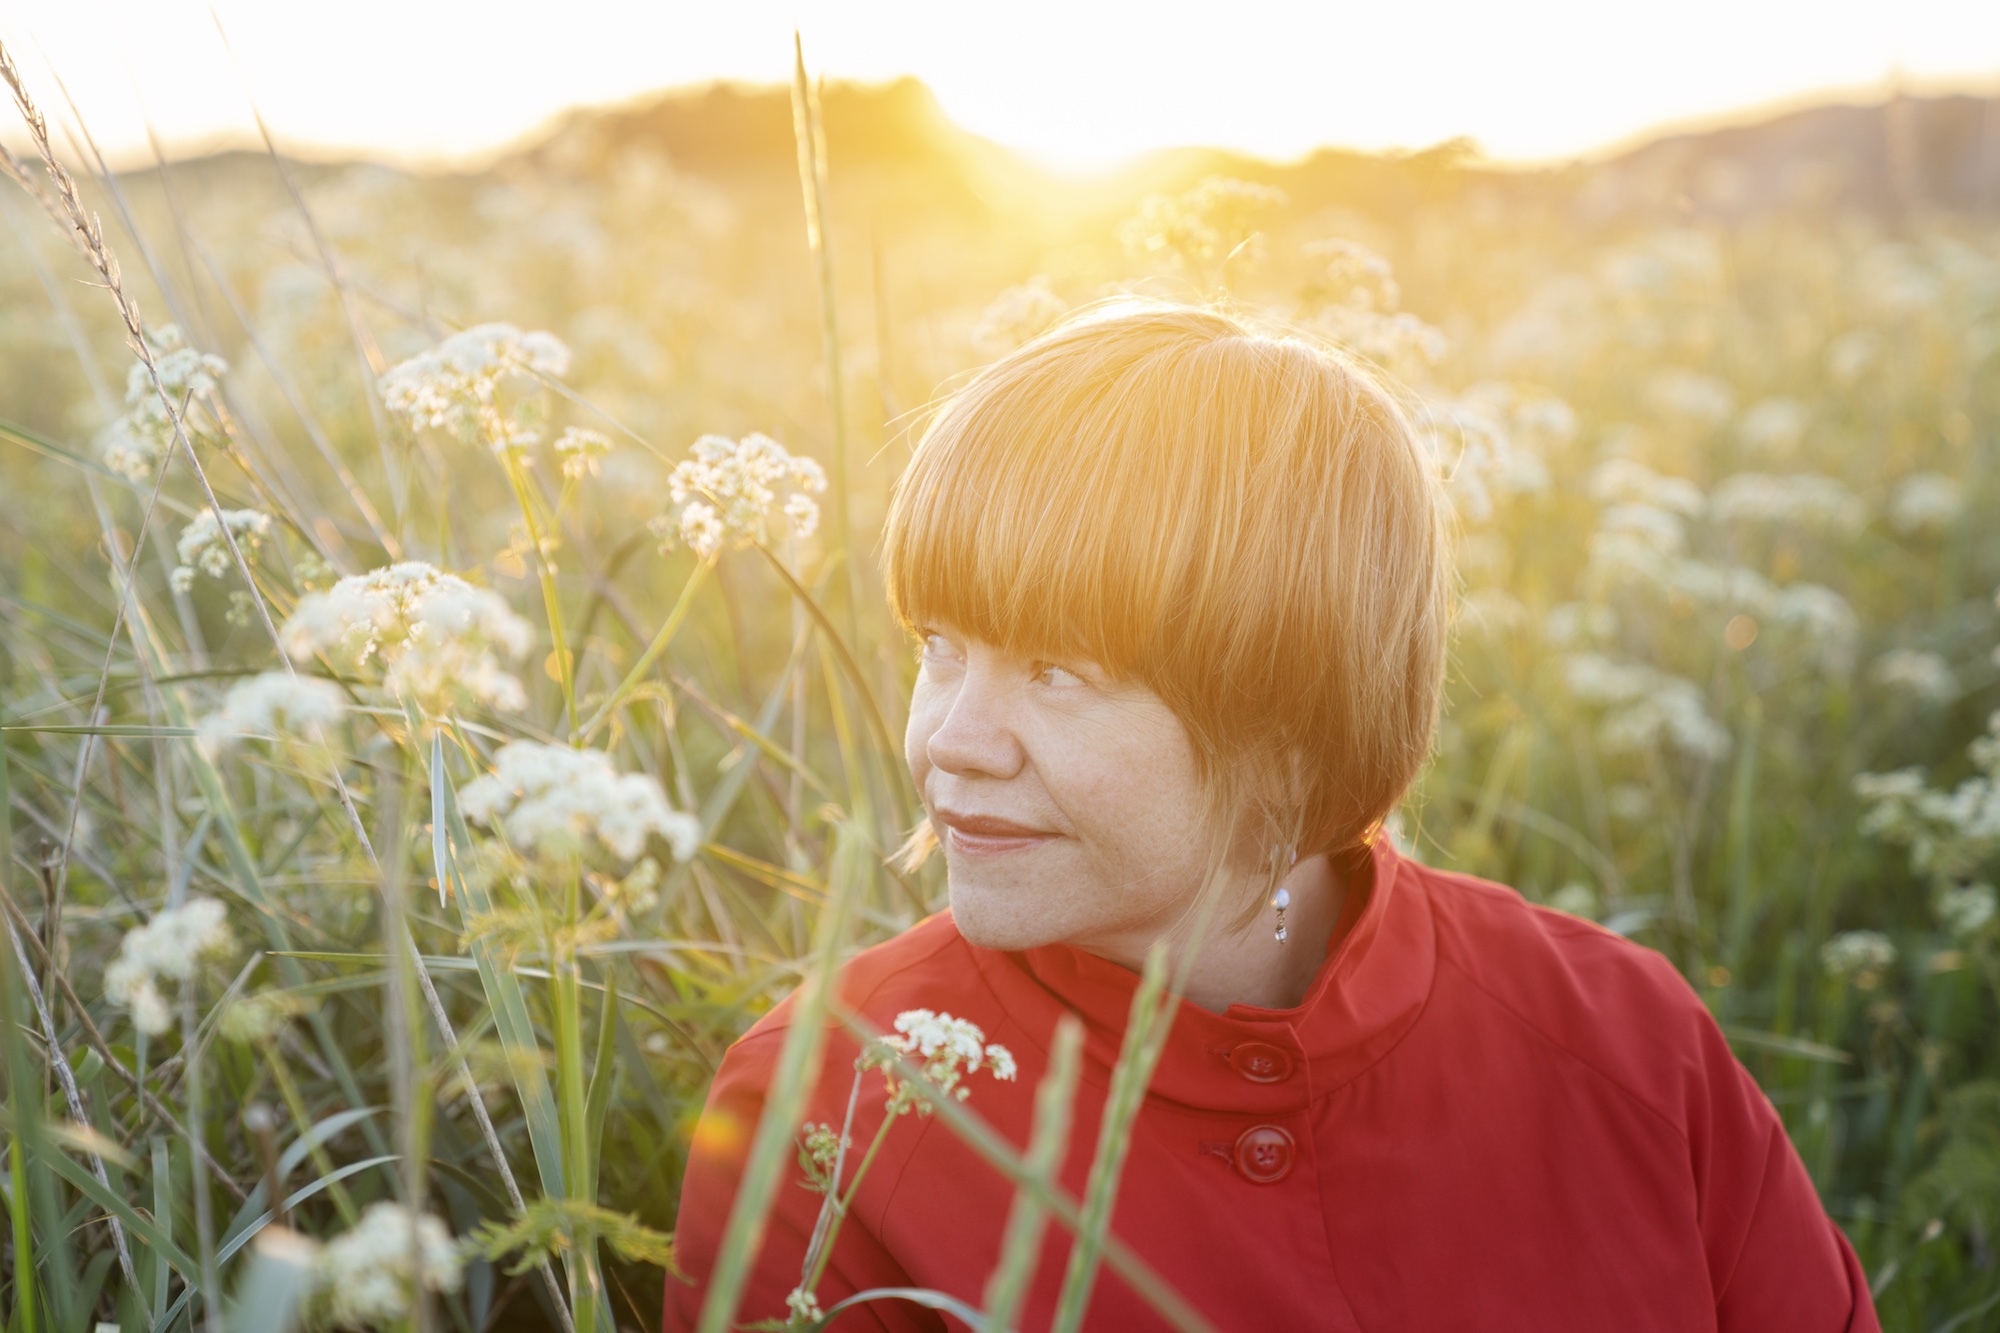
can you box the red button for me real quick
[1233,1125,1295,1184]
[1228,1041,1294,1084]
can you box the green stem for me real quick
[984,1017,1085,1332]
[556,866,600,1333]
[500,447,577,739]
[8,1130,33,1333]
[578,558,712,743]
[803,1103,897,1298]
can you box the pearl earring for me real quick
[1271,845,1296,944]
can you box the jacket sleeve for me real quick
[665,1028,944,1333]
[1684,1003,1882,1332]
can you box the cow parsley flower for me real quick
[279,562,531,715]
[1873,650,1956,706]
[1709,472,1866,534]
[861,1008,1016,1114]
[379,323,571,447]
[553,426,614,479]
[1939,883,1996,939]
[1821,930,1896,983]
[1736,397,1809,455]
[458,741,699,864]
[785,1287,825,1325]
[102,898,235,1036]
[1645,369,1735,427]
[171,508,272,593]
[1560,653,1730,762]
[654,433,827,557]
[96,325,230,481]
[1588,459,1705,518]
[971,277,1067,355]
[1886,472,1965,536]
[310,1203,464,1326]
[196,672,345,755]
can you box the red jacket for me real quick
[668,838,1878,1331]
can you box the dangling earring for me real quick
[1271,845,1297,944]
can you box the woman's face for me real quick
[905,623,1224,955]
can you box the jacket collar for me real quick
[975,837,1436,1114]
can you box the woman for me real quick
[667,302,1877,1331]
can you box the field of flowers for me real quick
[0,41,1996,1333]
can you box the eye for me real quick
[1032,661,1086,688]
[918,630,962,664]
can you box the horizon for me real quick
[1,0,1998,174]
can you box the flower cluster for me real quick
[1708,472,1867,535]
[1560,653,1731,762]
[1735,397,1810,456]
[171,508,272,593]
[196,671,346,756]
[1940,883,1997,939]
[654,432,827,559]
[1854,737,2000,881]
[1821,930,1896,984]
[1118,176,1287,275]
[97,325,230,482]
[379,323,571,447]
[1410,382,1572,521]
[279,562,532,715]
[102,898,234,1036]
[553,425,614,479]
[458,740,700,864]
[971,277,1068,356]
[309,1202,464,1327]
[1886,471,1965,536]
[1872,649,1957,706]
[860,1008,1017,1115]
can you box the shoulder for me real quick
[1407,859,1724,1131]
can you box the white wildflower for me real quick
[379,323,571,446]
[102,898,235,1036]
[1709,472,1866,534]
[1543,602,1617,648]
[657,433,827,557]
[553,426,614,480]
[196,672,345,755]
[1767,583,1858,674]
[1886,472,1964,537]
[311,1202,463,1327]
[1939,883,1996,938]
[1736,397,1809,455]
[785,1287,825,1325]
[1599,503,1687,555]
[279,562,531,715]
[96,325,229,481]
[861,1008,1017,1113]
[458,740,699,864]
[1821,930,1895,983]
[971,277,1068,355]
[171,508,272,593]
[1548,883,1599,918]
[1873,650,1956,706]
[1645,369,1735,428]
[1560,654,1729,762]
[1587,458,1704,517]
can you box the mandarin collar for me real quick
[974,837,1436,1114]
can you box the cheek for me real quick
[1047,707,1207,866]
[904,681,943,789]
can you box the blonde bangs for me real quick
[884,299,1452,867]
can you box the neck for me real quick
[1086,852,1348,1014]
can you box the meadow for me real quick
[0,42,1996,1332]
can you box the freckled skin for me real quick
[905,625,1343,1011]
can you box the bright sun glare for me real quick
[3,0,1999,167]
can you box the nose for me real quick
[925,664,1026,781]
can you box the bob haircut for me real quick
[884,299,1452,916]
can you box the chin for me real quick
[944,877,1064,953]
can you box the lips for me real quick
[935,808,1058,856]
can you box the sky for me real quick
[1,0,1997,171]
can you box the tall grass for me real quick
[0,30,1994,1332]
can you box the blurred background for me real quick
[3,2,2000,1329]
